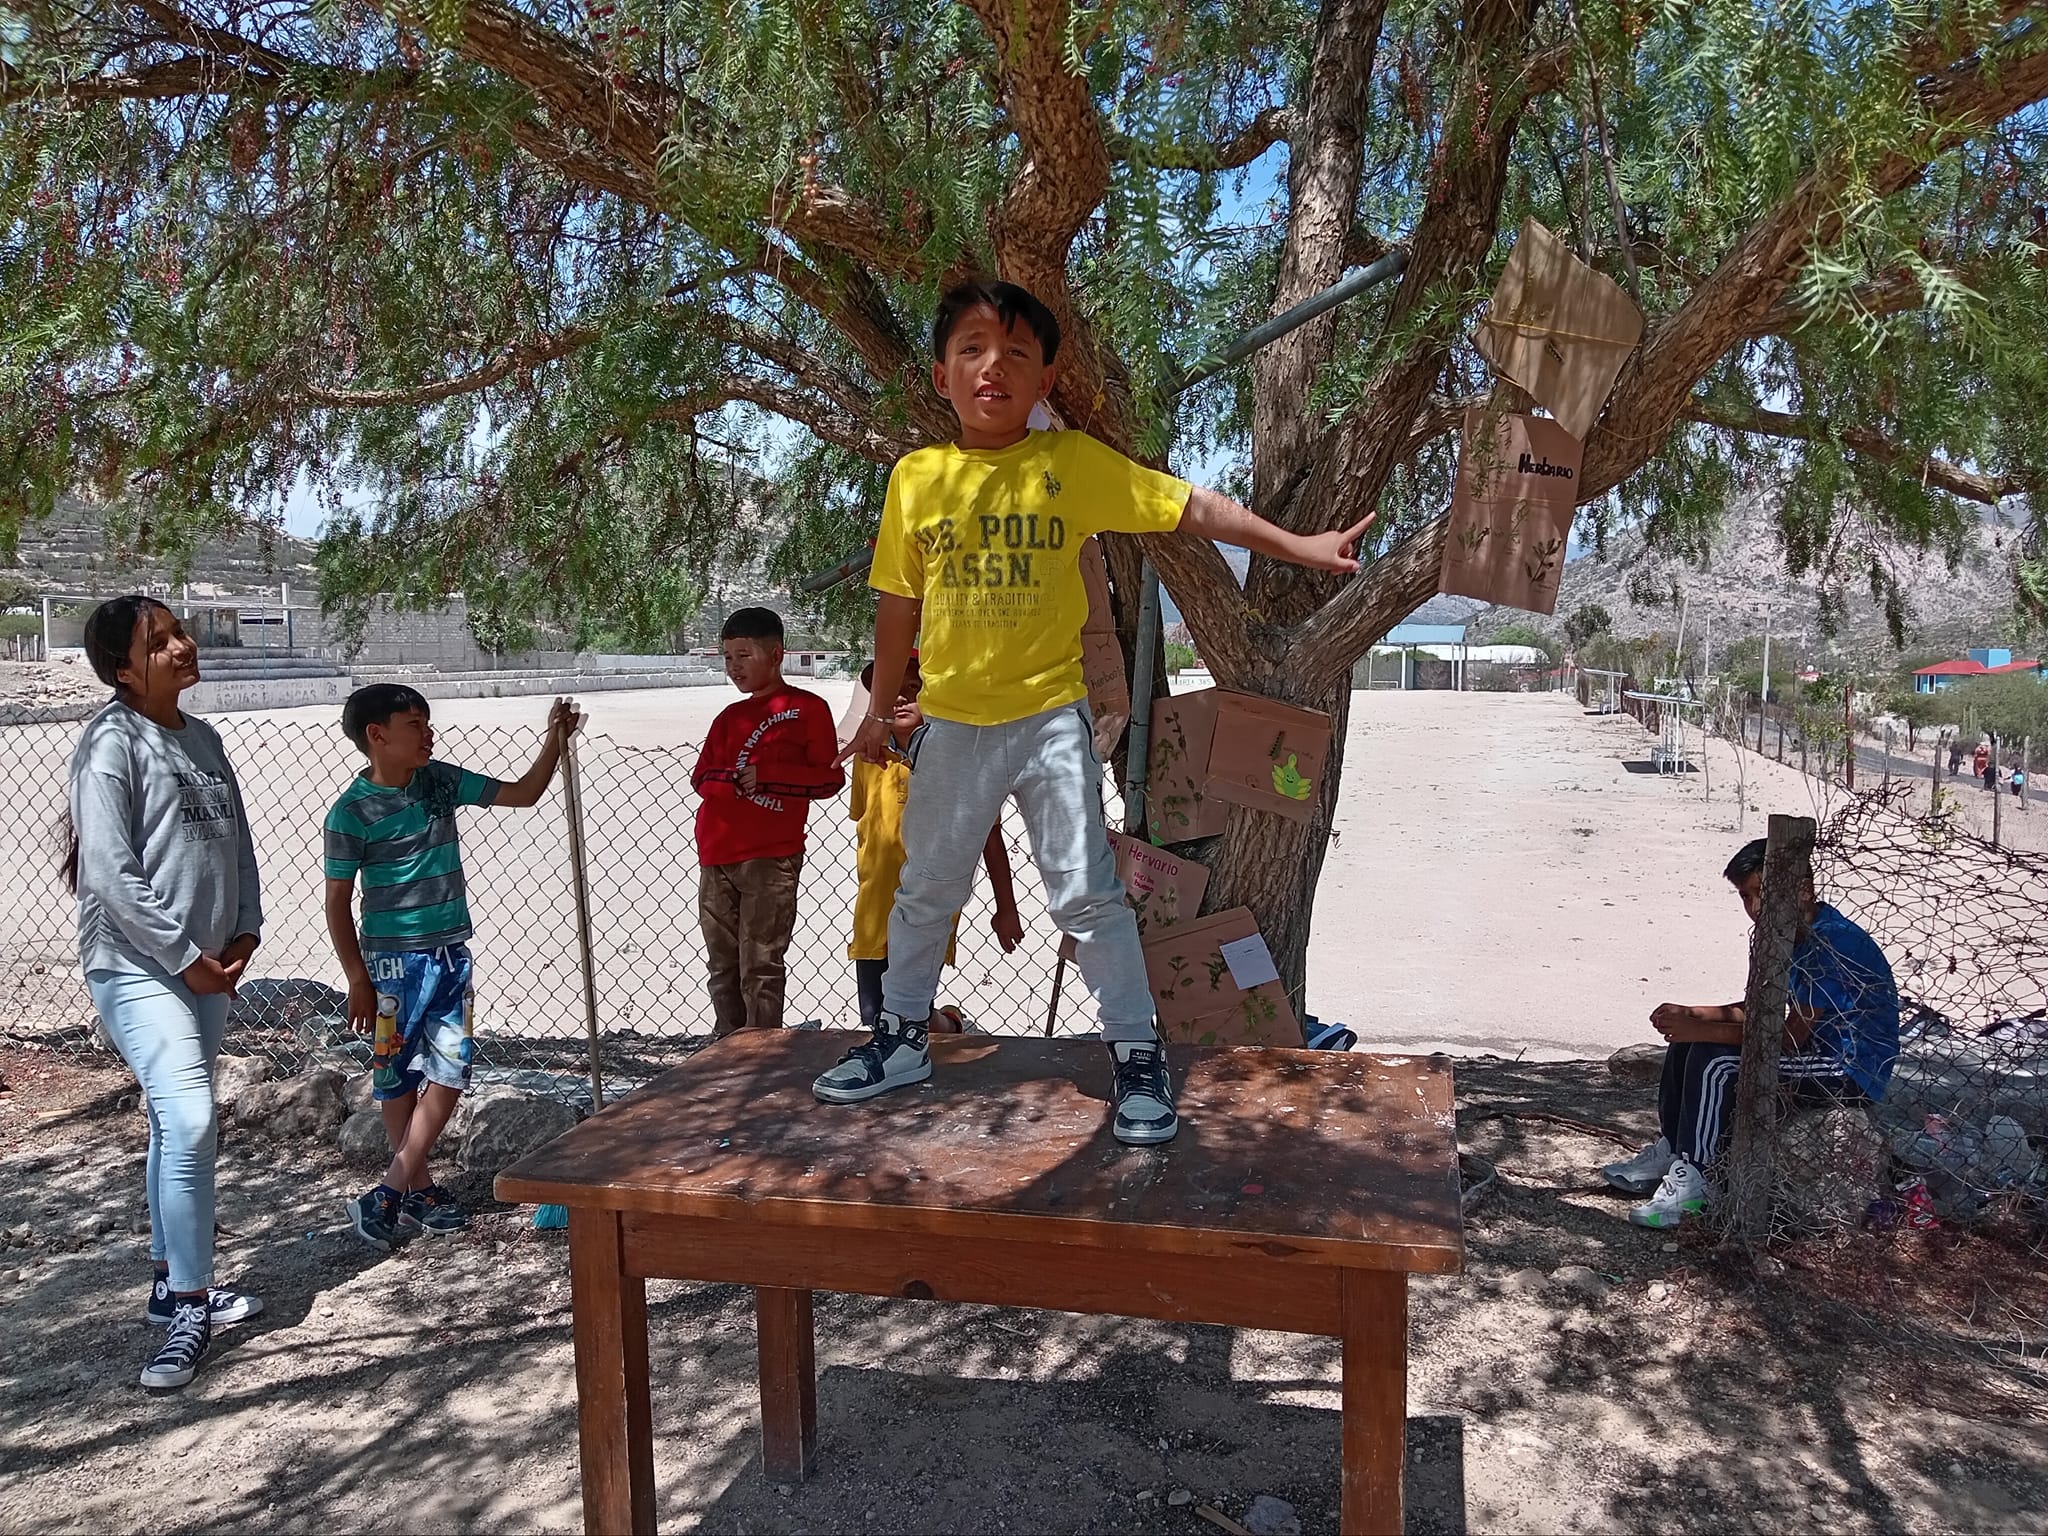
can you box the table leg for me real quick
[754,1286,818,1481]
[1340,1268,1407,1536]
[569,1209,657,1535]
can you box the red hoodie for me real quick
[692,686,847,866]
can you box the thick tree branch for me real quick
[1293,517,1453,690]
[1580,16,2048,498]
[650,381,911,464]
[1251,0,1387,515]
[296,321,600,407]
[1687,400,2013,505]
[1109,104,1295,171]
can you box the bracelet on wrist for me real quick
[866,713,894,726]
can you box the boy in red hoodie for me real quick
[691,607,845,1035]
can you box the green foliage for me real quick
[1487,621,1562,664]
[1950,672,2048,744]
[3,1,2047,643]
[1563,603,1613,651]
[1165,639,1198,674]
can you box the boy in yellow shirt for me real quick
[849,655,1023,1030]
[817,278,1371,1143]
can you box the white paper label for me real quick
[1218,934,1280,991]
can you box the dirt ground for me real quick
[3,1044,2042,1536]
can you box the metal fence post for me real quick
[1724,813,1816,1249]
[560,731,606,1112]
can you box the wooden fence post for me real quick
[1992,729,2003,850]
[1723,813,1817,1249]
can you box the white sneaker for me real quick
[1602,1136,1675,1196]
[813,1011,932,1103]
[1109,1041,1179,1146]
[1629,1156,1709,1229]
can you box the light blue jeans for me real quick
[87,969,228,1292]
[886,702,1158,1042]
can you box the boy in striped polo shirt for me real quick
[324,684,581,1249]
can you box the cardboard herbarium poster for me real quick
[1473,218,1644,441]
[1141,906,1303,1048]
[1146,689,1229,841]
[1060,833,1210,961]
[1439,409,1581,615]
[1205,693,1331,825]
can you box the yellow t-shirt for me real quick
[869,430,1191,726]
[847,758,958,963]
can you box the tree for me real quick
[1563,602,1613,653]
[10,3,2048,1010]
[1488,620,1561,664]
[1953,673,2048,749]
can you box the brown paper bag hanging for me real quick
[1473,218,1643,441]
[1439,409,1581,615]
[1059,832,1210,961]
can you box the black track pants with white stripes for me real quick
[1656,1041,1865,1166]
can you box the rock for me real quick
[1647,1281,1670,1302]
[1606,1044,1665,1083]
[227,978,349,1047]
[460,1092,579,1176]
[1755,1255,1787,1279]
[211,1055,273,1113]
[232,1068,346,1139]
[1244,1494,1302,1536]
[1775,1104,1887,1232]
[1167,1489,1194,1508]
[1549,1264,1611,1303]
[342,1073,376,1115]
[1501,1267,1546,1295]
[338,1109,391,1167]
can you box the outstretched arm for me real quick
[496,697,582,808]
[1180,486,1375,573]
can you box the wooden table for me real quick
[497,1030,1462,1536]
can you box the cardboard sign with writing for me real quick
[1060,832,1210,961]
[1439,409,1581,615]
[1145,688,1230,841]
[1207,692,1332,825]
[1141,906,1303,1048]
[1473,218,1644,441]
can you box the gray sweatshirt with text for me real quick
[68,702,264,979]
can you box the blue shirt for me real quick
[1789,902,1899,1099]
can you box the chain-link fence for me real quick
[4,711,1096,1085]
[1708,787,2048,1246]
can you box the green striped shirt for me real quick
[323,761,501,950]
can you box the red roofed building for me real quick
[1913,648,2044,693]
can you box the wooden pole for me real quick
[2024,736,2032,814]
[1843,682,1855,789]
[1724,814,1817,1248]
[561,730,607,1115]
[1992,729,2003,850]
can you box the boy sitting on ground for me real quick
[325,684,582,1249]
[817,277,1373,1145]
[1604,838,1900,1228]
[849,654,1023,1030]
[692,607,845,1035]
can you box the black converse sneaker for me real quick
[1108,1041,1180,1145]
[145,1275,263,1326]
[139,1299,211,1389]
[812,1010,933,1103]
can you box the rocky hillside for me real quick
[4,497,318,599]
[1471,487,2019,663]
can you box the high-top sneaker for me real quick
[139,1299,211,1389]
[1108,1041,1179,1146]
[812,1010,933,1103]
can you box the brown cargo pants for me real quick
[699,853,804,1036]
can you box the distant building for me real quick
[1913,647,2044,693]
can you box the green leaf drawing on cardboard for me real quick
[1271,754,1312,800]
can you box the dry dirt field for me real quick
[0,1045,2042,1536]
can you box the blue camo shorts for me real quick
[368,944,475,1101]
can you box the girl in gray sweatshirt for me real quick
[66,595,265,1390]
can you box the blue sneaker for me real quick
[347,1186,405,1251]
[399,1184,471,1238]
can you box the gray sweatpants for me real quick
[884,702,1158,1042]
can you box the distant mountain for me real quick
[1469,486,2019,663]
[5,497,318,600]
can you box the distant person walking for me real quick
[1975,740,1993,791]
[1948,738,1965,777]
[2013,767,2027,803]
[66,595,265,1390]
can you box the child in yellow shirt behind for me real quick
[849,655,1021,1031]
